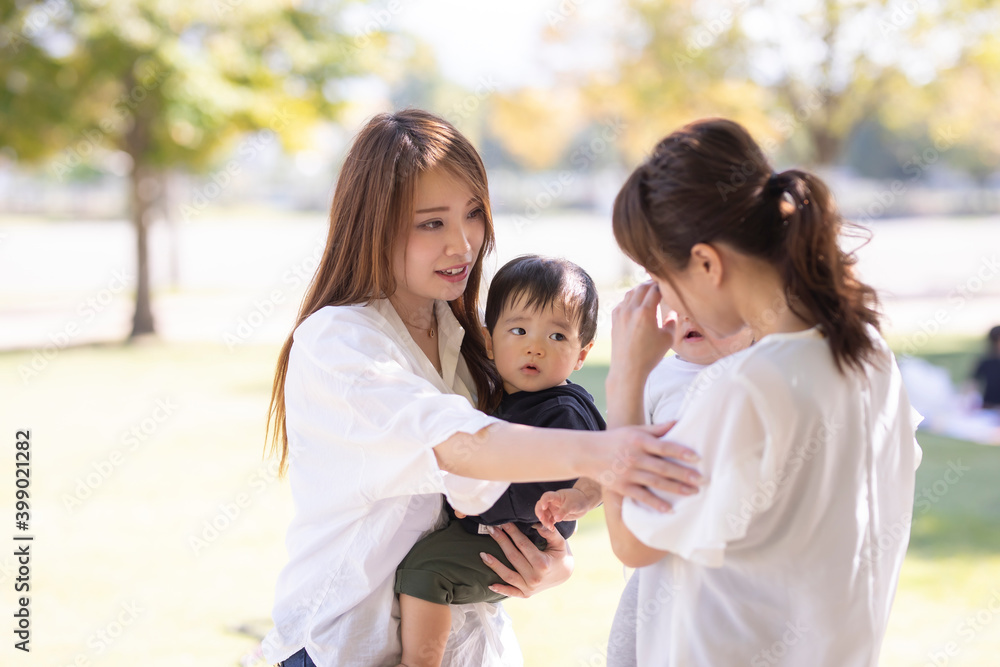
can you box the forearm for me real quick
[602,487,670,568]
[573,477,603,509]
[605,369,647,429]
[434,421,603,483]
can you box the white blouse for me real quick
[623,327,922,667]
[262,298,521,667]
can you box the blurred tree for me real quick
[736,0,902,166]
[386,41,495,149]
[867,0,1000,185]
[577,0,1000,170]
[0,0,356,337]
[842,120,912,180]
[565,0,774,165]
[486,88,587,171]
[929,30,1000,185]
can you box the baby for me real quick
[608,302,753,667]
[644,307,755,425]
[394,255,606,667]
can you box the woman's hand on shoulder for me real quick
[596,422,705,513]
[479,523,573,598]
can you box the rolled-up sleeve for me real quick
[288,307,508,515]
[622,377,772,567]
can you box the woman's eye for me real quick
[510,327,526,336]
[549,333,566,341]
[468,207,484,219]
[419,219,443,230]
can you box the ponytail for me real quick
[612,118,882,376]
[765,170,881,373]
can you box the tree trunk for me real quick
[122,62,157,339]
[811,125,841,167]
[162,170,180,289]
[129,161,156,337]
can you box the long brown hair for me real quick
[266,109,501,475]
[613,118,880,373]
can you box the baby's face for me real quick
[664,308,753,366]
[486,298,592,394]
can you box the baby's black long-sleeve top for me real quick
[453,380,607,543]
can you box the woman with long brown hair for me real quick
[602,118,921,666]
[259,109,703,667]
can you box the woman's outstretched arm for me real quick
[433,421,701,513]
[435,282,702,514]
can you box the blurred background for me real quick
[1,0,999,665]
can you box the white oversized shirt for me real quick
[262,298,521,667]
[623,327,922,667]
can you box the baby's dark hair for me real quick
[485,255,599,346]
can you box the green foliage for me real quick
[572,0,1000,171]
[0,0,358,174]
[582,0,775,165]
[0,0,366,336]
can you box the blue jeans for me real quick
[279,648,316,667]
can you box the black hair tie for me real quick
[767,172,783,192]
[766,172,793,226]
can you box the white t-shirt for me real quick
[608,354,710,667]
[643,354,706,425]
[262,298,521,667]
[623,327,922,667]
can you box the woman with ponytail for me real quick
[260,109,701,667]
[603,118,922,666]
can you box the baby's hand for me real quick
[535,488,594,532]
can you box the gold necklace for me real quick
[403,313,437,338]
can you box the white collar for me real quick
[372,298,466,390]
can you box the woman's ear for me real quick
[482,326,495,360]
[689,243,724,287]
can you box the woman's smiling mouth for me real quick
[436,264,469,282]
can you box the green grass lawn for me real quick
[0,335,997,666]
